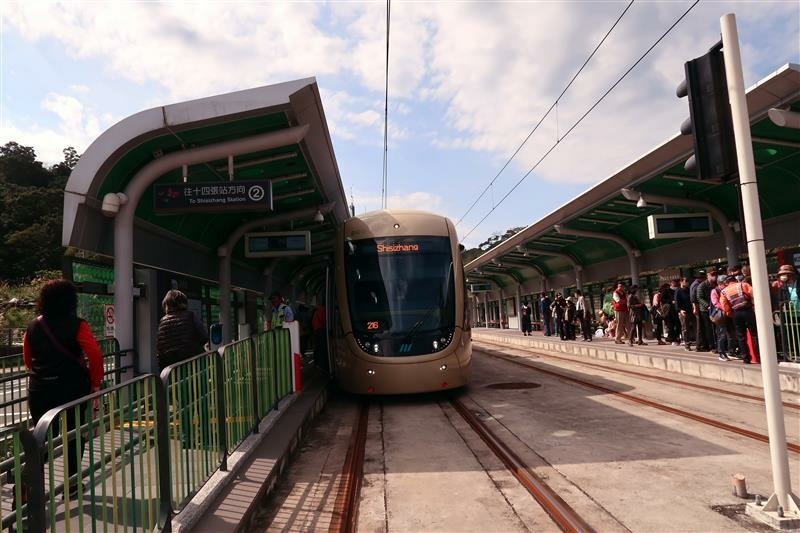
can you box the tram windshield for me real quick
[344,236,455,354]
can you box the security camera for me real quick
[101,193,128,217]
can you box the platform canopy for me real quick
[466,63,800,289]
[64,78,349,294]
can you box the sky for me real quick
[1,1,798,248]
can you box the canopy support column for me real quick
[113,126,309,358]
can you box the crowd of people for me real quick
[517,262,800,364]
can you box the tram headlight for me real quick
[432,340,440,350]
[373,343,380,354]
[439,364,447,371]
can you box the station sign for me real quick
[647,213,713,240]
[154,180,272,214]
[244,231,311,258]
[469,283,492,293]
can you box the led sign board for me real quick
[647,213,713,239]
[469,283,492,293]
[244,231,311,258]
[154,180,272,214]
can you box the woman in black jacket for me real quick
[156,290,208,371]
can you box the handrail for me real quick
[30,374,173,533]
[160,350,228,509]
[3,328,294,532]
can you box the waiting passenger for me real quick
[612,282,629,344]
[675,277,695,351]
[552,293,566,340]
[627,285,647,346]
[719,266,759,364]
[23,279,104,497]
[540,293,552,336]
[772,264,799,361]
[267,291,295,330]
[156,289,208,370]
[710,274,732,361]
[693,269,717,352]
[312,303,328,371]
[520,300,533,336]
[575,290,592,341]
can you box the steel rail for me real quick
[476,339,800,411]
[479,348,800,454]
[449,397,595,533]
[330,403,369,533]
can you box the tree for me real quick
[0,142,52,187]
[0,142,79,281]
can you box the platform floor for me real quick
[472,328,800,393]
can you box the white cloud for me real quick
[2,0,797,239]
[0,92,112,164]
[2,3,350,101]
[354,190,444,215]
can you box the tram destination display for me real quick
[154,180,272,213]
[647,213,713,239]
[245,231,311,258]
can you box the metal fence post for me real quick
[214,351,228,471]
[20,428,44,533]
[271,331,279,410]
[153,376,174,533]
[249,338,259,434]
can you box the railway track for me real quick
[447,397,595,533]
[477,346,800,455]
[331,397,596,533]
[330,403,369,533]
[475,339,800,412]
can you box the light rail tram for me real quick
[330,209,471,394]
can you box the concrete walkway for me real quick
[472,328,800,393]
[184,374,328,533]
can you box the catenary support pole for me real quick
[721,13,799,516]
[516,285,523,332]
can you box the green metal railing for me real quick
[160,351,227,509]
[5,328,294,532]
[222,339,257,451]
[272,328,292,400]
[30,375,172,533]
[777,301,800,363]
[1,339,129,429]
[0,425,41,532]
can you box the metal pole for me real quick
[721,13,799,516]
[516,285,523,333]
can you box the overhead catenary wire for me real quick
[456,0,635,226]
[381,0,391,210]
[462,0,700,241]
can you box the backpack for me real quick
[709,306,726,326]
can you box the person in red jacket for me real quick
[23,279,103,494]
[612,282,629,344]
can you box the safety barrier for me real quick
[160,351,227,509]
[29,374,172,533]
[0,328,295,532]
[777,301,800,363]
[222,339,257,451]
[0,425,40,532]
[1,339,131,429]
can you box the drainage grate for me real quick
[485,382,541,390]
